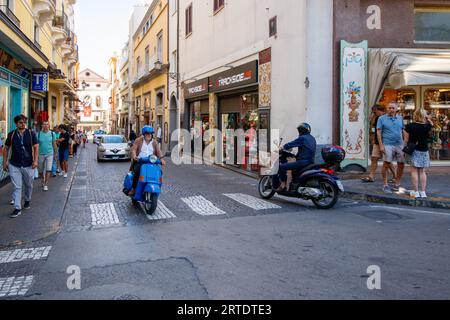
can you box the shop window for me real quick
[424,89,450,160]
[415,8,450,43]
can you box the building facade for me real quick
[176,0,333,173]
[77,68,110,133]
[0,0,79,182]
[333,0,450,167]
[131,0,170,152]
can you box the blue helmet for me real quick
[142,126,155,136]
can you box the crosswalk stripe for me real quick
[90,203,120,226]
[0,276,34,298]
[224,193,282,210]
[182,196,226,216]
[0,246,52,264]
[146,201,177,221]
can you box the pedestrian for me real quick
[377,102,406,194]
[52,126,61,177]
[157,125,162,145]
[404,109,433,199]
[38,121,57,191]
[69,128,75,158]
[72,130,80,156]
[362,105,396,183]
[82,131,87,148]
[56,125,70,179]
[129,130,137,144]
[2,115,39,218]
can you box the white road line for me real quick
[224,193,282,211]
[90,203,120,226]
[0,276,34,298]
[146,201,177,221]
[369,206,450,217]
[0,246,52,264]
[182,196,226,216]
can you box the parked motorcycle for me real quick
[123,155,163,215]
[258,143,346,210]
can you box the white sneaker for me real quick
[410,191,420,199]
[43,185,49,192]
[64,173,68,179]
[420,192,428,199]
[59,171,64,176]
[10,200,14,205]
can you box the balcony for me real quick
[51,11,68,47]
[132,56,168,87]
[32,0,56,25]
[0,5,20,28]
[67,45,78,67]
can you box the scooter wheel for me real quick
[144,193,159,215]
[258,176,276,200]
[312,180,339,210]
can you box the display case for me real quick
[423,88,450,160]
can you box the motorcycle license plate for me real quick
[336,181,345,192]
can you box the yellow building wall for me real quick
[133,0,169,127]
[15,0,33,40]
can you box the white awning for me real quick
[368,48,450,107]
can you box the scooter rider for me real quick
[128,126,166,196]
[277,123,317,191]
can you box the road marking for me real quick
[224,193,282,210]
[182,196,226,216]
[0,246,52,264]
[369,206,450,217]
[90,203,120,226]
[146,201,177,221]
[0,276,34,298]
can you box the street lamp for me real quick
[154,60,179,80]
[81,80,87,91]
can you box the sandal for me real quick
[361,177,375,183]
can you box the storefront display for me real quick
[376,86,450,161]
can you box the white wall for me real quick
[177,0,316,145]
[306,0,333,145]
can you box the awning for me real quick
[368,48,450,108]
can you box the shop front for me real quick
[369,49,450,162]
[0,66,30,182]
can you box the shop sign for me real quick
[184,78,209,99]
[31,72,49,92]
[340,40,369,169]
[210,61,258,92]
[10,75,21,86]
[0,70,8,81]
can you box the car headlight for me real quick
[98,147,106,152]
[149,155,158,164]
[125,147,131,152]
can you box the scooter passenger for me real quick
[128,126,166,196]
[277,123,317,191]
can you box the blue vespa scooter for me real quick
[123,155,163,215]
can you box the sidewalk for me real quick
[340,168,450,209]
[0,153,80,249]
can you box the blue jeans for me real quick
[278,160,313,183]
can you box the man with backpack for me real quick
[38,121,57,191]
[2,115,39,218]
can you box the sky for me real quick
[75,0,148,78]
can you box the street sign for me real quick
[32,72,49,92]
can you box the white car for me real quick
[97,135,131,162]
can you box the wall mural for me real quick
[341,41,368,165]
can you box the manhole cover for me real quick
[113,294,141,300]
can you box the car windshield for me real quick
[103,136,126,144]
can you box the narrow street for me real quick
[1,144,449,300]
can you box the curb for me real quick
[342,191,450,210]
